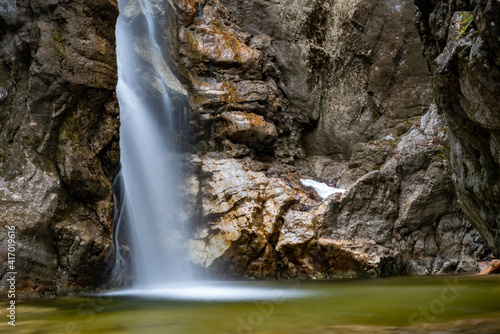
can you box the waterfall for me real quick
[109,0,310,302]
[115,0,192,288]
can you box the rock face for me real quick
[0,0,119,298]
[328,106,486,275]
[172,0,487,278]
[188,156,384,278]
[187,107,486,278]
[181,0,432,160]
[304,0,433,157]
[415,0,500,257]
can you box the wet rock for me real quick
[177,0,487,277]
[190,157,394,279]
[295,155,348,183]
[181,5,259,68]
[316,238,383,278]
[179,0,434,164]
[189,157,296,278]
[221,139,249,158]
[478,259,500,275]
[329,171,399,246]
[338,143,394,188]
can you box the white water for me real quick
[115,0,192,287]
[114,0,311,301]
[107,282,310,301]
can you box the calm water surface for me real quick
[1,275,499,333]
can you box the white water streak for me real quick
[116,0,192,287]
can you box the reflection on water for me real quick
[1,275,499,334]
[104,281,308,301]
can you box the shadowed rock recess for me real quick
[0,0,119,298]
[1,0,497,297]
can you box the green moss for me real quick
[458,12,474,40]
[58,122,76,141]
[52,27,67,60]
[431,145,447,162]
[297,148,307,160]
[43,156,56,174]
[55,145,61,161]
[30,134,42,147]
[186,79,197,94]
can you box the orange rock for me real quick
[180,5,259,67]
[220,111,277,150]
[478,259,500,275]
[174,0,201,26]
[192,79,236,105]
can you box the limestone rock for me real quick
[189,157,296,278]
[321,106,487,275]
[190,157,398,279]
[316,238,384,278]
[219,111,277,150]
[304,0,433,157]
[330,171,399,246]
[178,0,488,279]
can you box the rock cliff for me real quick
[414,0,500,257]
[0,0,119,298]
[169,0,488,278]
[185,106,485,278]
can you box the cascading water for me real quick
[115,0,192,288]
[111,0,307,301]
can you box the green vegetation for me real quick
[52,27,67,60]
[458,12,474,39]
[58,121,78,145]
[43,156,56,173]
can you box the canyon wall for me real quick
[0,0,120,298]
[414,0,500,257]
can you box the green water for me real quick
[1,275,499,334]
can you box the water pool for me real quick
[1,275,499,333]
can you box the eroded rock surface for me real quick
[188,156,384,278]
[304,0,433,157]
[415,0,500,257]
[0,0,119,298]
[325,106,486,275]
[166,0,488,279]
[187,132,486,278]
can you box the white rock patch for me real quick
[300,179,346,198]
